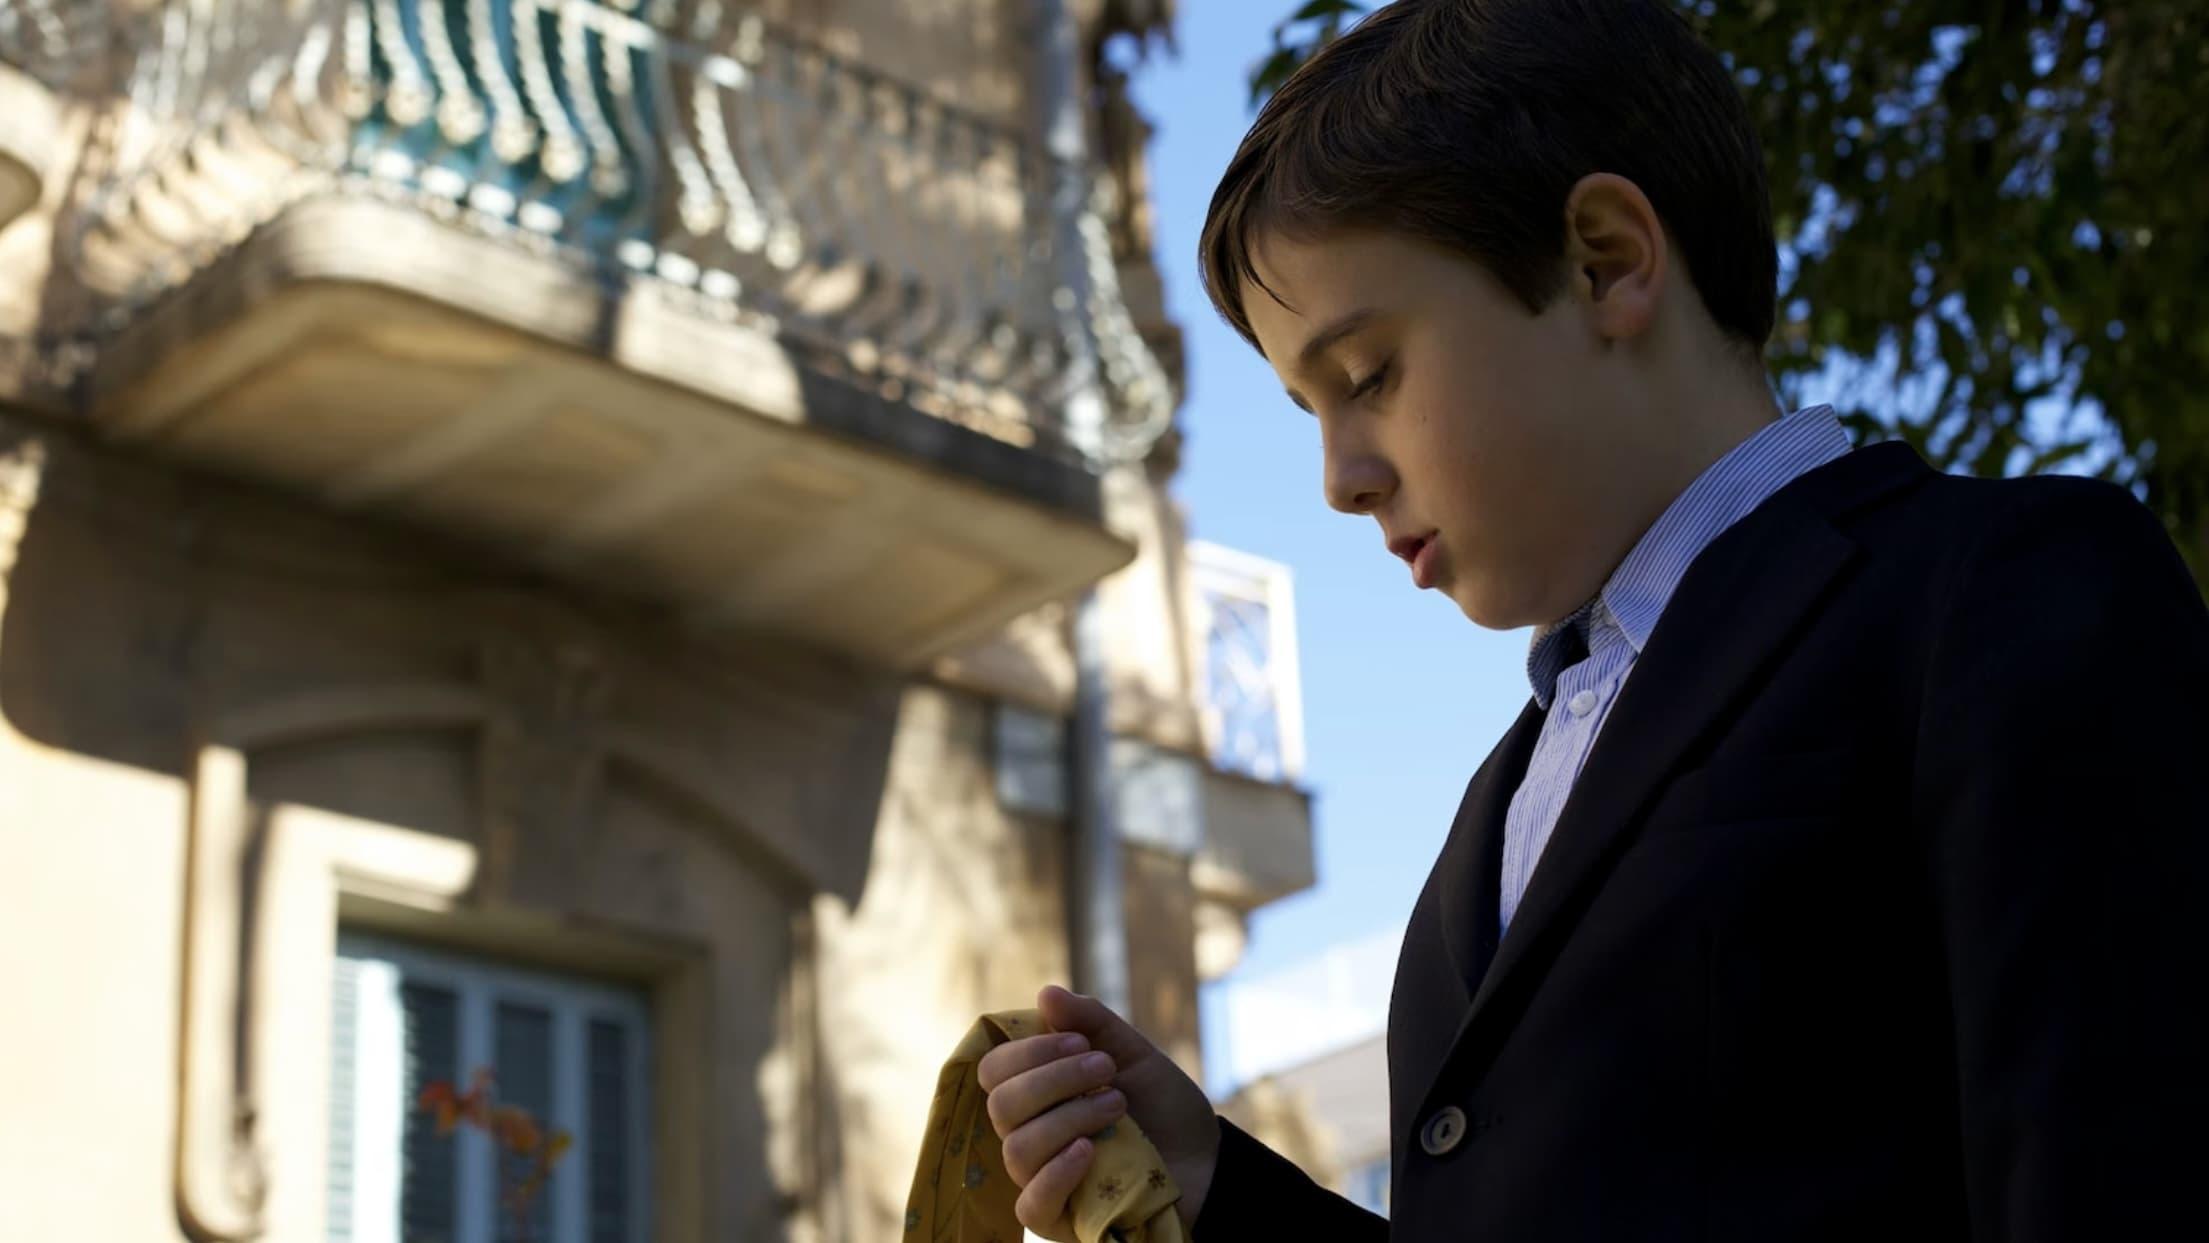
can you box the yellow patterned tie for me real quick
[903,1009,1188,1243]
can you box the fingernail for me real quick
[1058,1034,1089,1056]
[1081,1052,1113,1075]
[1100,1089,1126,1114]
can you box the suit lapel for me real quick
[1409,441,1930,1119]
[1435,698,1547,1002]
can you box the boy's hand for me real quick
[976,985,1220,1240]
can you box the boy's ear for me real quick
[1562,172,1667,343]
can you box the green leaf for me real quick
[1250,2,1370,105]
[1249,46,1302,106]
[1288,0,1364,22]
[2019,437,2099,477]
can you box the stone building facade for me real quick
[0,2,1313,1240]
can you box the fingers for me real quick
[978,1031,1090,1095]
[986,1046,1119,1142]
[1000,1086,1127,1187]
[1016,1136,1095,1238]
[1036,986,1150,1066]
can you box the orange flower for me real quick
[493,1105,545,1154]
[417,1082,462,1136]
[415,1065,572,1224]
[460,1069,494,1128]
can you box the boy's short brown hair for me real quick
[1201,0,1776,358]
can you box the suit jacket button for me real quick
[1420,1105,1468,1156]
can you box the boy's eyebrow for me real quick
[1295,306,1383,372]
[1280,306,1381,414]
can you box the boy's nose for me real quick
[1325,453,1396,515]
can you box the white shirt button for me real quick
[1568,689,1599,717]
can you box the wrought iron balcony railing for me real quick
[48,0,1176,464]
[0,0,103,236]
[0,0,104,94]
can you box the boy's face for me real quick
[1242,225,1670,630]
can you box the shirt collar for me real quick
[1525,404,1852,706]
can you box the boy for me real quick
[977,1,2209,1238]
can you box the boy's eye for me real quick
[1349,360,1392,401]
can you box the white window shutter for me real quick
[327,956,361,1243]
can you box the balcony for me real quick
[23,0,1178,668]
[0,2,89,232]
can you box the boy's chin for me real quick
[1447,582,1510,631]
[1450,576,1546,632]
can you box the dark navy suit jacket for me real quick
[1194,442,2209,1241]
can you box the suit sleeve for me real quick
[1913,480,2209,1239]
[1191,1117,1389,1240]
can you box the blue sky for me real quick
[1121,7,1540,1089]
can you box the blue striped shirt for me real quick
[1497,405,1854,936]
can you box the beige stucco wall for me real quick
[1217,1077,1344,1197]
[935,461,1207,755]
[814,682,1075,1241]
[1123,842,1205,1085]
[0,727,189,1239]
[0,429,183,1239]
[0,409,1118,1241]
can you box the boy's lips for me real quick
[1388,531,1441,589]
[1410,538,1440,589]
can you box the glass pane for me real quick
[400,982,460,1243]
[587,1020,629,1243]
[493,1002,555,1243]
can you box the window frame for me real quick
[329,931,654,1243]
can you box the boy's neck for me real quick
[1640,364,1787,514]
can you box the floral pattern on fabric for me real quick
[901,1009,1187,1243]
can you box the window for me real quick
[328,934,652,1243]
